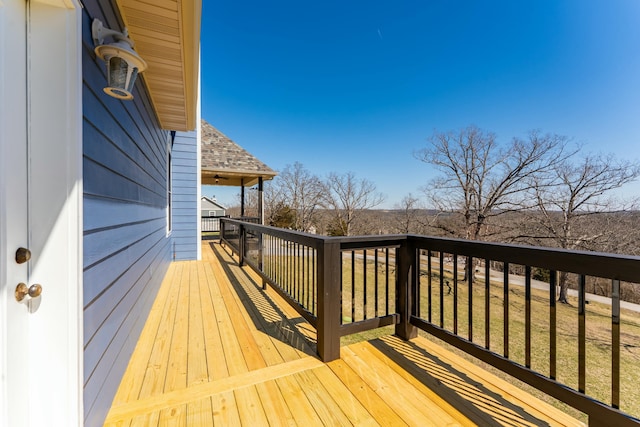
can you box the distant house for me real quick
[201,196,227,217]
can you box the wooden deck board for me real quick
[341,344,460,427]
[104,242,584,427]
[328,358,408,427]
[137,263,182,400]
[112,263,178,407]
[254,380,297,427]
[197,261,229,381]
[211,391,241,425]
[275,374,325,427]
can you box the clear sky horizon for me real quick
[200,1,640,209]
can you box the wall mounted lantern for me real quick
[92,19,147,100]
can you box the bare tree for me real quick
[322,172,385,236]
[416,126,570,241]
[229,187,261,218]
[393,193,422,234]
[524,153,640,303]
[262,181,286,226]
[276,162,324,232]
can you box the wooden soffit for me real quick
[201,169,277,188]
[116,0,201,131]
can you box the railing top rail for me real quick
[331,234,407,250]
[410,234,640,283]
[221,218,640,282]
[221,218,327,248]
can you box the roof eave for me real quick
[116,0,201,132]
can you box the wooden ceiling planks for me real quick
[116,0,200,131]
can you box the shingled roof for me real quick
[201,119,277,187]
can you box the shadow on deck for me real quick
[104,242,583,426]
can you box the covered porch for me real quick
[200,120,277,225]
[104,242,582,426]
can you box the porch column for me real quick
[258,176,264,225]
[240,178,245,217]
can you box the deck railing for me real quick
[201,215,229,232]
[219,218,640,426]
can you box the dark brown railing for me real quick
[220,218,640,426]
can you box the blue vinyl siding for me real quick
[81,3,173,425]
[171,130,200,260]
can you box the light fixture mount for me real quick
[92,19,147,100]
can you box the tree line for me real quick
[230,125,640,303]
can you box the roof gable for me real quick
[201,119,277,187]
[201,196,226,210]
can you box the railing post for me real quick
[239,222,245,267]
[317,238,341,362]
[396,236,418,340]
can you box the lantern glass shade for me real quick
[104,56,139,100]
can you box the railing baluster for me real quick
[454,254,458,335]
[440,252,444,328]
[297,242,301,301]
[340,251,344,325]
[578,274,586,394]
[525,265,531,368]
[416,249,421,318]
[363,250,368,320]
[288,240,292,295]
[312,247,317,316]
[298,243,302,303]
[504,262,509,358]
[468,256,473,342]
[310,247,314,314]
[293,242,297,300]
[550,270,557,380]
[374,249,379,317]
[304,246,309,310]
[351,250,356,322]
[279,237,282,285]
[612,279,620,409]
[428,250,432,323]
[289,241,292,295]
[268,235,272,279]
[485,259,490,349]
[259,230,265,290]
[287,239,291,295]
[385,248,390,316]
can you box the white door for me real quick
[0,1,30,425]
[0,1,83,426]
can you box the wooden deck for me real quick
[104,242,584,426]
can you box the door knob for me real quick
[15,283,42,302]
[15,247,31,264]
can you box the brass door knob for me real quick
[15,283,43,302]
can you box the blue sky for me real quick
[200,1,640,209]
